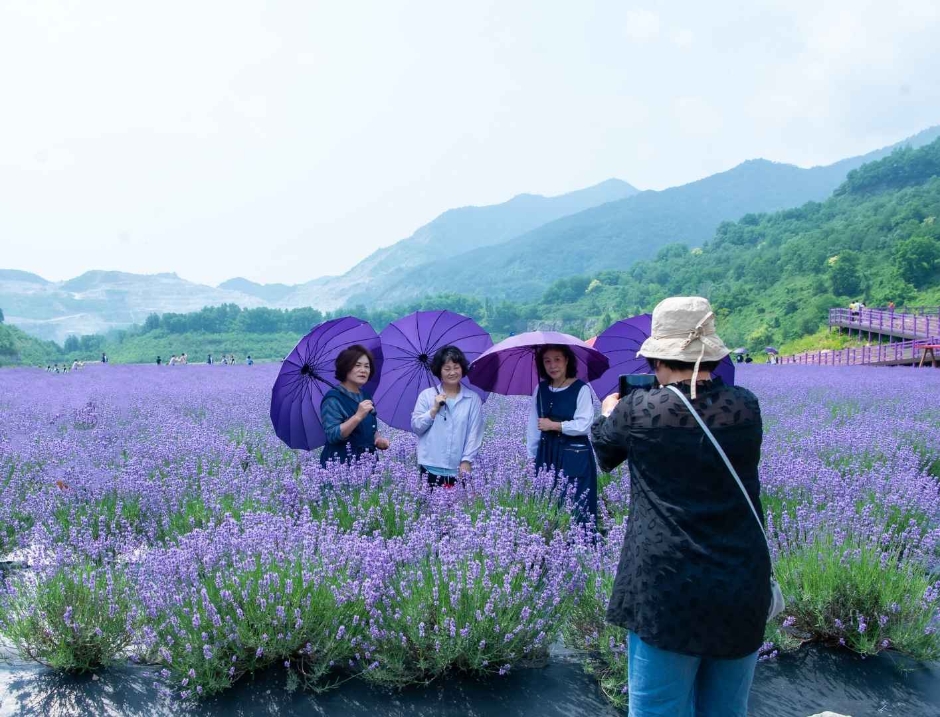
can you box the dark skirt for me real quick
[535,432,598,523]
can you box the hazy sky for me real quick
[2,1,939,287]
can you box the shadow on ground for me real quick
[1,647,938,717]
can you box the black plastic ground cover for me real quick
[0,647,937,717]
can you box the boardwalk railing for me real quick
[780,339,939,367]
[829,307,940,340]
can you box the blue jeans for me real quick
[627,632,757,717]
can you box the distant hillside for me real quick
[42,136,940,366]
[0,321,63,367]
[218,277,294,303]
[355,126,940,306]
[0,271,264,343]
[534,137,940,349]
[276,178,639,310]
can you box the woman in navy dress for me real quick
[320,344,390,467]
[526,344,598,523]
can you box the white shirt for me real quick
[526,382,595,459]
[411,385,485,470]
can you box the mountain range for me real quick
[3,126,939,343]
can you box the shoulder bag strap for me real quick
[665,385,768,545]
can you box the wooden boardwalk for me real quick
[830,307,940,341]
[781,338,940,367]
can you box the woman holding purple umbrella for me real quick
[526,344,598,522]
[320,344,390,467]
[411,346,484,488]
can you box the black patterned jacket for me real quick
[591,378,771,658]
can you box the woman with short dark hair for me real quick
[526,344,598,522]
[411,346,483,487]
[591,297,769,717]
[320,344,389,467]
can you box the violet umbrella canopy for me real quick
[372,310,493,431]
[467,330,609,396]
[765,346,779,355]
[589,313,735,399]
[270,316,383,450]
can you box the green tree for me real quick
[827,251,863,297]
[63,335,80,353]
[143,313,161,332]
[893,236,940,288]
[0,307,4,323]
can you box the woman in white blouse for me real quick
[527,344,598,523]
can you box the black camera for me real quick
[619,373,657,396]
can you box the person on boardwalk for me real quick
[320,344,389,467]
[411,346,484,488]
[527,344,598,523]
[591,297,769,717]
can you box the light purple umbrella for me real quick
[467,331,609,396]
[373,311,493,431]
[270,316,382,450]
[590,313,735,399]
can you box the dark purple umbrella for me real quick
[467,331,608,396]
[765,346,779,355]
[270,316,382,450]
[590,313,735,399]
[373,310,493,431]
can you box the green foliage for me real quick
[894,235,940,288]
[775,532,940,660]
[837,142,940,196]
[0,562,136,671]
[828,250,863,297]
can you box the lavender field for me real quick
[0,364,938,707]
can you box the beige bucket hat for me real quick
[637,296,730,398]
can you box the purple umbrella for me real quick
[765,346,779,355]
[467,331,609,396]
[732,347,749,355]
[270,316,382,450]
[373,310,493,431]
[590,313,735,399]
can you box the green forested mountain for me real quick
[533,138,940,349]
[4,137,939,366]
[348,126,940,307]
[277,178,639,311]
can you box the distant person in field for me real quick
[319,344,389,467]
[101,352,108,364]
[246,355,253,366]
[887,301,896,311]
[180,353,188,364]
[207,353,213,365]
[156,356,162,366]
[592,297,770,717]
[168,355,177,366]
[411,346,483,488]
